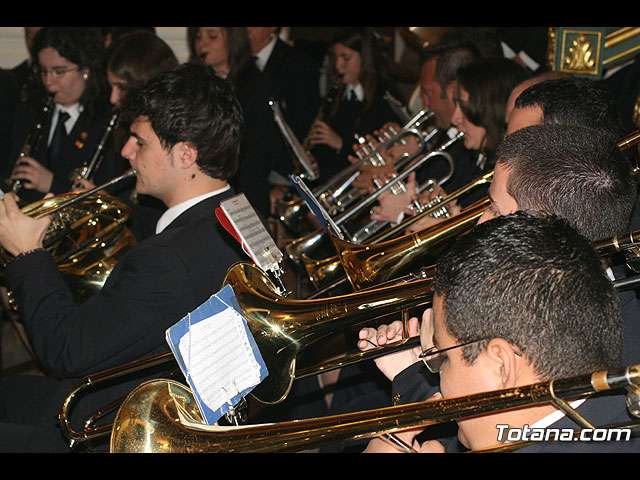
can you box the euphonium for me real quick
[0,170,138,305]
[7,94,55,193]
[109,364,640,453]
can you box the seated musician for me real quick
[336,123,638,453]
[366,211,639,452]
[368,56,529,231]
[0,63,246,452]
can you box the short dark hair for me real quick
[30,27,109,117]
[455,58,532,155]
[433,211,622,380]
[422,41,481,99]
[121,62,243,180]
[515,77,624,139]
[497,124,636,241]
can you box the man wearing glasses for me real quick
[356,124,639,452]
[365,211,638,452]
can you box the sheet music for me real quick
[178,308,262,415]
[269,99,318,180]
[219,194,283,272]
[165,285,268,425]
[290,175,344,240]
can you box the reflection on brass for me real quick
[109,365,640,453]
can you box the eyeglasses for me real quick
[419,340,523,374]
[38,66,80,79]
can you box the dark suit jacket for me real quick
[230,68,290,218]
[5,100,115,204]
[0,189,246,451]
[513,393,640,453]
[261,38,320,146]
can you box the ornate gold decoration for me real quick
[564,33,597,72]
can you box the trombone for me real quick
[302,171,494,292]
[276,109,437,233]
[58,260,433,448]
[305,128,640,291]
[109,364,640,453]
[58,225,640,449]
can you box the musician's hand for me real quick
[0,192,50,256]
[10,157,54,193]
[357,315,421,381]
[370,172,418,223]
[72,178,97,192]
[353,163,396,195]
[307,120,342,151]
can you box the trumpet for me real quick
[285,132,461,266]
[109,364,640,453]
[276,109,436,233]
[7,94,54,193]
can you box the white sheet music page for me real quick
[178,307,262,415]
[220,193,283,272]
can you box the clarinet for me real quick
[70,110,120,188]
[303,74,345,154]
[9,94,55,193]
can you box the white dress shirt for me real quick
[254,35,277,72]
[155,185,230,234]
[48,102,81,146]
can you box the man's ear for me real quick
[484,338,522,389]
[174,141,199,169]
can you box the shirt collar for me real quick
[155,184,230,234]
[53,102,81,133]
[254,35,277,71]
[344,83,364,102]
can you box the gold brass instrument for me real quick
[219,261,432,404]
[1,170,138,305]
[59,223,640,448]
[58,260,433,448]
[276,108,436,233]
[285,132,461,266]
[323,130,638,291]
[303,171,494,291]
[334,197,489,291]
[7,94,55,193]
[109,364,640,453]
[70,110,120,188]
